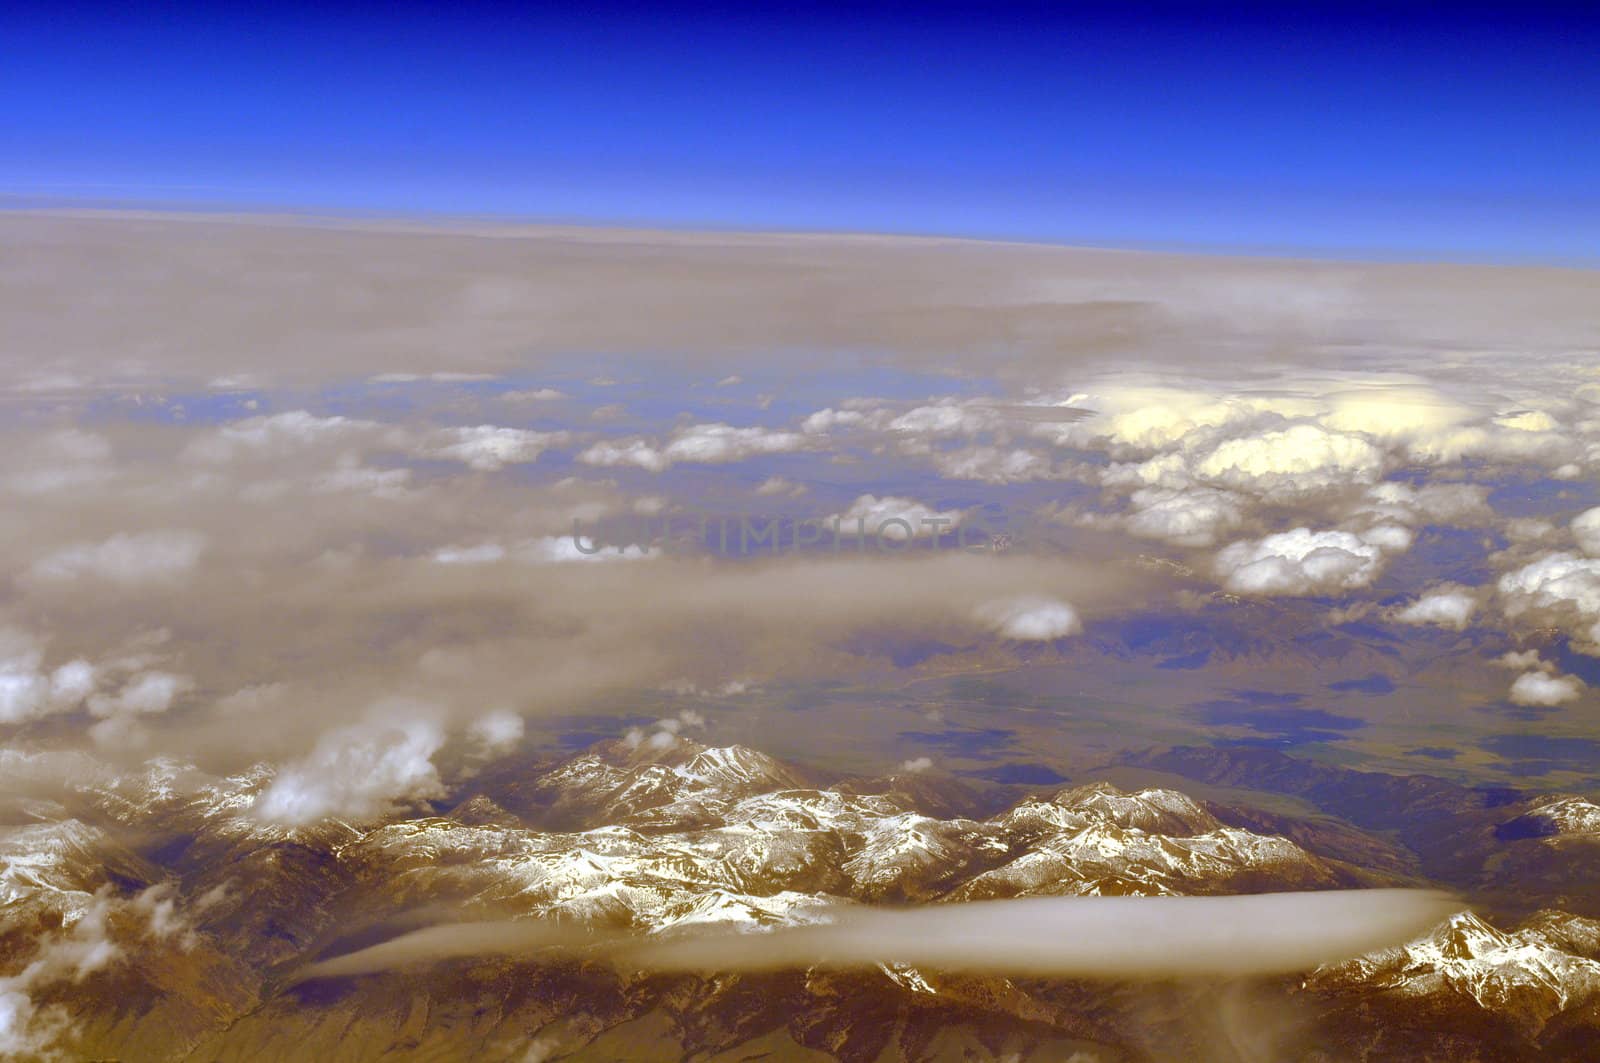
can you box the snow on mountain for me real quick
[1310,909,1600,1025]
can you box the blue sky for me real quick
[4,3,1598,261]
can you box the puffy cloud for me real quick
[661,423,805,465]
[800,408,868,434]
[931,446,1053,483]
[1497,553,1600,640]
[754,476,807,497]
[974,595,1082,640]
[1322,386,1475,442]
[886,402,999,438]
[25,531,205,587]
[829,495,964,540]
[252,705,447,826]
[1191,424,1386,495]
[0,628,97,725]
[182,410,380,463]
[0,882,196,1058]
[419,425,569,471]
[1124,487,1245,548]
[1494,409,1560,433]
[1509,670,1585,707]
[580,423,805,471]
[466,710,524,757]
[1391,587,1478,630]
[899,756,934,773]
[1362,482,1494,526]
[1572,507,1600,557]
[87,671,192,719]
[577,438,668,472]
[1213,528,1389,596]
[1063,386,1272,451]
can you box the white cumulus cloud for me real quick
[974,595,1082,641]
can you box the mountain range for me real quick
[3,735,1600,1061]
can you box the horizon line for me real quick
[5,194,1598,274]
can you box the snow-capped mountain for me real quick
[3,735,1600,1061]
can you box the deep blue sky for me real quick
[4,4,1598,262]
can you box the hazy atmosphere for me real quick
[3,5,1599,1062]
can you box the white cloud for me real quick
[755,476,807,497]
[0,628,97,725]
[1391,587,1478,630]
[466,710,524,756]
[1213,528,1386,596]
[580,422,805,471]
[1572,507,1600,557]
[1510,670,1585,707]
[431,543,509,565]
[87,670,191,718]
[932,446,1053,483]
[1192,424,1386,496]
[1123,487,1245,548]
[26,531,205,587]
[1496,649,1547,672]
[420,425,569,471]
[899,756,934,774]
[974,595,1082,641]
[1494,409,1560,433]
[252,705,447,826]
[887,402,999,438]
[183,410,379,463]
[1497,553,1600,641]
[661,423,806,464]
[830,495,964,540]
[801,408,868,434]
[578,438,667,471]
[1322,387,1475,442]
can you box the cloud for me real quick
[300,889,1461,981]
[580,423,806,472]
[1391,586,1478,630]
[0,628,97,726]
[419,426,570,471]
[25,531,205,587]
[0,883,188,1058]
[466,710,524,757]
[1214,528,1389,596]
[755,476,807,497]
[1497,553,1600,644]
[182,411,380,463]
[1190,424,1386,496]
[1509,670,1585,707]
[1123,487,1245,548]
[661,423,806,464]
[829,495,964,540]
[1573,507,1600,557]
[87,670,192,718]
[899,756,934,773]
[4,429,114,494]
[974,595,1082,640]
[1322,387,1475,442]
[931,446,1054,483]
[432,536,657,565]
[251,704,447,826]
